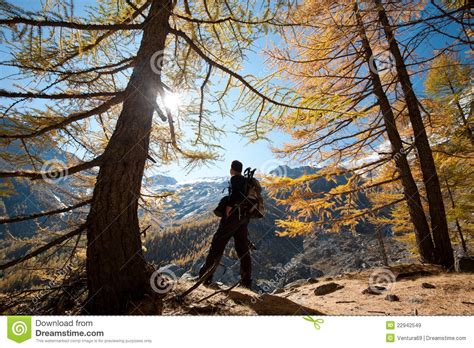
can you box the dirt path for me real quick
[284,272,474,316]
[160,265,474,316]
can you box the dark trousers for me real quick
[199,212,251,285]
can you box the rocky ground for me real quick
[151,230,417,293]
[139,264,474,316]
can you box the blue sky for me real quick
[0,0,291,182]
[159,36,294,182]
[1,1,469,182]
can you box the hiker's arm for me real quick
[227,176,239,207]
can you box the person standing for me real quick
[199,160,252,289]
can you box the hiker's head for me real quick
[230,160,243,176]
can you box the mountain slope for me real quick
[144,166,411,291]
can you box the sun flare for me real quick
[162,92,181,111]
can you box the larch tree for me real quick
[373,0,454,269]
[0,0,300,314]
[423,53,473,254]
[424,53,472,145]
[255,0,469,267]
[374,52,473,256]
[258,0,434,261]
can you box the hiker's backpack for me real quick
[243,167,265,219]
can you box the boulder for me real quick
[385,294,400,302]
[314,282,344,296]
[362,286,386,295]
[421,282,436,289]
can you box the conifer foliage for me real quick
[0,0,295,313]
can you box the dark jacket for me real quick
[227,174,246,207]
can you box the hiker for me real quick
[199,160,252,289]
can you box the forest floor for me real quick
[154,264,474,316]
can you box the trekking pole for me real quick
[194,280,241,304]
[171,260,219,302]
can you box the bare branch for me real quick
[0,94,125,139]
[0,156,102,180]
[169,27,343,114]
[0,225,86,271]
[195,64,212,145]
[0,90,121,99]
[0,17,144,30]
[0,200,91,224]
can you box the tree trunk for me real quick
[375,225,389,266]
[355,4,436,263]
[448,80,474,145]
[443,175,467,254]
[85,0,173,314]
[374,0,454,269]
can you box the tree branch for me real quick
[327,176,400,197]
[0,57,135,76]
[169,27,342,114]
[0,156,102,180]
[0,90,121,99]
[51,0,151,68]
[0,200,91,224]
[195,64,212,145]
[0,93,125,139]
[0,17,144,30]
[0,225,86,271]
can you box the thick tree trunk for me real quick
[85,0,173,314]
[355,4,436,263]
[374,0,454,269]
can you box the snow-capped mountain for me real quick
[0,140,88,240]
[144,166,326,223]
[145,175,229,222]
